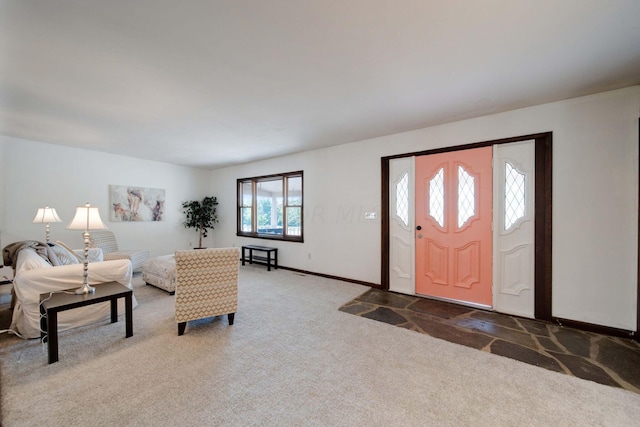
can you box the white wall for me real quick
[210,145,383,282]
[211,86,640,331]
[0,140,10,279]
[0,140,6,246]
[0,137,212,257]
[2,87,638,331]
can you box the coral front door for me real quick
[415,146,493,306]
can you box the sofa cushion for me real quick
[50,243,80,265]
[54,240,84,262]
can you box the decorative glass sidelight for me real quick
[429,168,445,227]
[458,166,475,227]
[504,162,526,230]
[396,172,409,226]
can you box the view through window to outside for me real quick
[238,172,303,241]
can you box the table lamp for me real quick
[32,206,62,243]
[66,203,107,294]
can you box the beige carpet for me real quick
[1,266,639,426]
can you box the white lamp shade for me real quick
[32,206,62,223]
[67,203,107,230]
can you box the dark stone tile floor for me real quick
[340,288,640,393]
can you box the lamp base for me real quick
[75,283,96,294]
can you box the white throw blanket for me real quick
[3,240,62,269]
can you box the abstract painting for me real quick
[109,185,165,222]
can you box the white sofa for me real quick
[10,247,137,339]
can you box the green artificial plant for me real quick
[182,196,219,248]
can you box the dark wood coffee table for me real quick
[39,281,133,364]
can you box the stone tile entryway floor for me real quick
[339,289,640,393]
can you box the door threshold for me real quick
[415,293,492,311]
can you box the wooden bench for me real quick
[241,245,278,271]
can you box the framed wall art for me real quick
[109,185,165,222]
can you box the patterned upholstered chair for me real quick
[174,247,240,336]
[88,230,150,271]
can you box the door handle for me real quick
[416,225,422,230]
[417,233,423,239]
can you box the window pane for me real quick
[241,207,252,232]
[429,168,444,227]
[396,172,409,226]
[237,171,303,241]
[504,162,526,230]
[458,165,475,228]
[286,207,301,236]
[287,176,302,206]
[257,179,283,235]
[241,181,252,207]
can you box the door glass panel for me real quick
[429,168,444,227]
[504,162,526,230]
[396,172,409,226]
[458,165,475,227]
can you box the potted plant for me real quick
[182,196,219,249]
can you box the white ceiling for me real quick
[1,1,640,169]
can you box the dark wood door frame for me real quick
[381,132,553,321]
